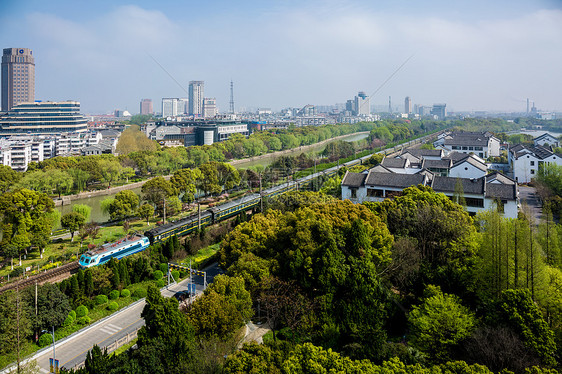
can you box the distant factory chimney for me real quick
[388,96,392,113]
[527,98,529,114]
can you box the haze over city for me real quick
[0,0,561,114]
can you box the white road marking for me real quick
[107,324,122,330]
[40,368,49,373]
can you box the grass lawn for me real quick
[179,243,220,269]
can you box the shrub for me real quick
[153,270,163,280]
[38,333,53,347]
[171,270,180,281]
[10,267,23,278]
[77,316,91,325]
[63,315,74,327]
[120,289,131,298]
[109,290,120,300]
[108,301,118,311]
[69,310,77,320]
[95,294,108,305]
[156,279,166,288]
[132,288,147,299]
[159,263,168,274]
[76,305,89,318]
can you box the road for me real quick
[518,186,543,223]
[3,263,223,374]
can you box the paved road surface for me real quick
[3,263,223,374]
[518,186,543,223]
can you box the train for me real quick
[78,133,435,269]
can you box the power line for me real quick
[145,51,187,95]
[357,53,415,113]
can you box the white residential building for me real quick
[435,131,500,158]
[342,169,518,218]
[533,133,560,148]
[509,144,562,183]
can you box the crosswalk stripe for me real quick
[100,327,116,334]
[108,324,122,330]
[40,368,49,373]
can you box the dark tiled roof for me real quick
[444,135,489,147]
[511,144,555,160]
[381,157,408,168]
[431,176,485,194]
[422,159,452,169]
[486,183,517,200]
[402,149,443,158]
[370,165,393,173]
[342,172,366,187]
[534,133,558,142]
[486,171,516,185]
[444,152,471,163]
[366,172,426,188]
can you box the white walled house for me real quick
[534,133,560,148]
[341,169,518,218]
[449,156,487,179]
[509,144,562,183]
[435,131,500,158]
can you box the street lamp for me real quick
[41,326,55,363]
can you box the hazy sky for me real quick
[1,0,561,114]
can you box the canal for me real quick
[55,132,370,224]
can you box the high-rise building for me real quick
[354,91,370,116]
[203,98,217,118]
[2,48,35,111]
[140,99,153,115]
[404,96,412,114]
[162,98,178,118]
[188,81,204,117]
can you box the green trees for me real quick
[24,283,71,334]
[141,176,175,216]
[137,203,154,224]
[0,289,31,360]
[170,168,201,203]
[221,199,393,359]
[408,286,476,363]
[61,211,86,241]
[496,289,557,367]
[108,190,140,221]
[0,188,55,264]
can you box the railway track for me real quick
[0,261,79,294]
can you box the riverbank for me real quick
[53,131,370,206]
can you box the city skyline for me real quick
[0,0,561,114]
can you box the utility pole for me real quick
[198,201,201,230]
[163,198,166,225]
[16,286,21,374]
[259,173,263,213]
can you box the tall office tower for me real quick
[404,96,412,114]
[177,98,188,115]
[188,81,204,117]
[354,91,370,116]
[140,99,153,115]
[2,48,35,111]
[162,98,178,117]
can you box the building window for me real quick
[367,188,384,198]
[465,197,484,208]
[350,188,357,198]
[530,161,535,166]
[531,169,535,174]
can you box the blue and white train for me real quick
[79,235,150,268]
